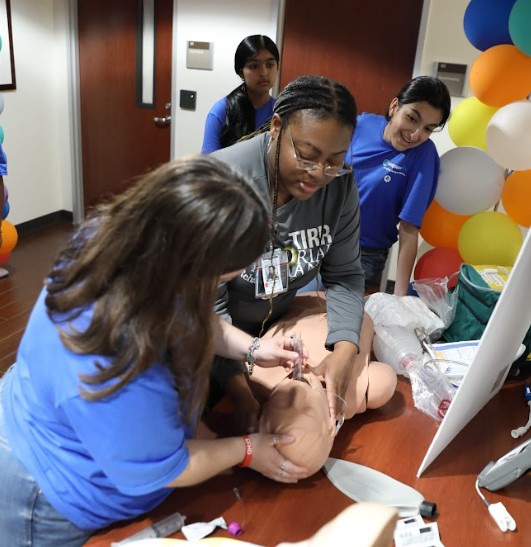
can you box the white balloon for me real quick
[435,146,505,215]
[486,101,531,171]
[0,94,4,115]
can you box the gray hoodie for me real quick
[212,133,365,374]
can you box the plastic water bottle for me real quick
[373,324,423,375]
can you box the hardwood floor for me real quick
[0,222,74,375]
[2,222,530,546]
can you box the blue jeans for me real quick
[0,369,93,546]
[361,247,389,289]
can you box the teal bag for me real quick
[443,264,531,363]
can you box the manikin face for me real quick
[241,49,278,96]
[268,111,353,206]
[383,99,444,152]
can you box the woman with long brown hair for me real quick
[0,156,307,545]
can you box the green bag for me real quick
[443,264,531,363]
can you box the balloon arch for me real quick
[414,0,531,282]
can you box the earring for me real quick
[267,134,273,154]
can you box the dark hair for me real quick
[273,75,357,128]
[388,76,451,127]
[219,35,280,149]
[45,156,269,424]
[268,75,357,184]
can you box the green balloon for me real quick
[0,34,3,51]
[509,0,531,56]
[0,126,3,144]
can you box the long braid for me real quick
[258,126,284,338]
[272,126,283,234]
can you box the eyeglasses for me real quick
[287,124,352,178]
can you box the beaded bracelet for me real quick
[245,337,260,376]
[239,435,253,467]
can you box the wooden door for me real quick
[77,0,173,210]
[280,0,424,115]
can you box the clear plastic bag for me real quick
[373,323,457,421]
[365,293,445,336]
[407,358,457,422]
[412,274,459,336]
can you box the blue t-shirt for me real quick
[348,113,440,249]
[201,95,275,154]
[0,142,7,176]
[2,289,191,530]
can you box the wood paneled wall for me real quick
[280,0,424,115]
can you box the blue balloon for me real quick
[2,201,9,220]
[464,0,516,51]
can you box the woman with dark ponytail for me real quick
[201,35,279,153]
[347,76,451,295]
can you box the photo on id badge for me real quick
[255,249,289,298]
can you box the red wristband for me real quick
[238,435,253,467]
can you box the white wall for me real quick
[171,0,280,157]
[415,0,479,157]
[0,0,73,226]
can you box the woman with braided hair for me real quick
[211,75,397,437]
[201,35,280,153]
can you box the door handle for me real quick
[153,115,172,126]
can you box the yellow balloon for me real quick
[448,97,498,151]
[458,211,523,266]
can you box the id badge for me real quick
[255,249,289,298]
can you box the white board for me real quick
[417,229,531,477]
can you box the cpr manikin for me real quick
[259,375,336,476]
[254,292,397,475]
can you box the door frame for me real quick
[66,0,84,224]
[65,0,178,224]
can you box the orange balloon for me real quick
[469,44,531,107]
[502,170,531,228]
[0,220,18,253]
[420,200,471,250]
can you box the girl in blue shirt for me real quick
[201,35,279,153]
[0,156,307,545]
[0,142,8,278]
[348,76,451,295]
